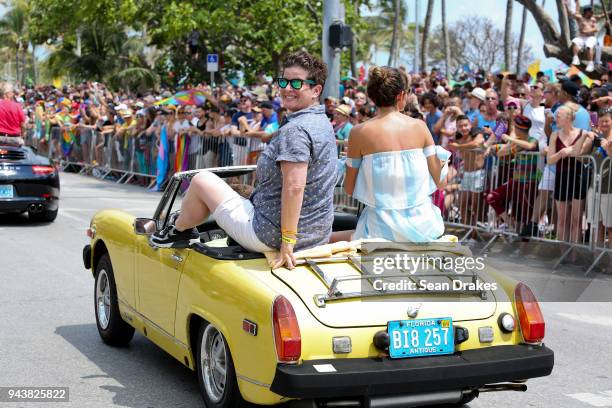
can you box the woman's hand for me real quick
[273,242,297,269]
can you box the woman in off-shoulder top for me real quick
[338,66,451,243]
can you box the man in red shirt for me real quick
[0,83,26,146]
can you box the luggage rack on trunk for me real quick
[296,254,489,307]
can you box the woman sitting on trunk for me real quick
[335,66,450,243]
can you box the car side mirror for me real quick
[134,218,156,235]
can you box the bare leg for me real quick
[174,171,238,231]
[570,198,585,243]
[556,201,569,241]
[329,230,354,243]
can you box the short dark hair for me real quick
[367,66,407,107]
[456,114,470,122]
[420,92,439,108]
[282,51,327,87]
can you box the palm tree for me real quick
[45,22,159,91]
[363,0,412,67]
[441,0,450,78]
[516,4,528,73]
[504,0,513,71]
[421,0,435,73]
[389,0,402,66]
[0,0,30,84]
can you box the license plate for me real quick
[388,317,454,359]
[0,185,13,198]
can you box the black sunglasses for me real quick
[275,78,317,90]
[485,97,497,101]
[516,93,526,97]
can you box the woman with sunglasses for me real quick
[150,51,337,270]
[339,66,450,243]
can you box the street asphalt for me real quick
[0,171,611,408]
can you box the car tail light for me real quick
[515,283,545,343]
[272,296,301,362]
[32,165,55,175]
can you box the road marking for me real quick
[566,391,612,407]
[58,209,90,225]
[557,313,612,327]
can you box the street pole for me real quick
[322,0,341,100]
[414,0,420,74]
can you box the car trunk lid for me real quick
[272,247,497,328]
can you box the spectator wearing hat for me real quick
[555,81,592,132]
[486,115,539,231]
[333,104,353,154]
[243,101,279,165]
[466,87,486,123]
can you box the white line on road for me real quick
[556,313,612,327]
[58,209,90,225]
[566,392,612,407]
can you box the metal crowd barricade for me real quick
[438,150,609,271]
[587,156,612,274]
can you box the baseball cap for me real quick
[504,97,521,108]
[561,80,580,98]
[260,101,274,110]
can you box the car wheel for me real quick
[94,253,134,346]
[196,323,243,408]
[29,208,58,222]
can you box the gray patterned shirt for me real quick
[250,104,337,250]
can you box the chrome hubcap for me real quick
[96,269,111,330]
[201,325,227,402]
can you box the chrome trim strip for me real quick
[237,374,270,388]
[118,299,188,349]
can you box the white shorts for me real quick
[572,36,597,50]
[586,188,612,227]
[212,194,273,253]
[460,169,485,193]
[538,164,556,191]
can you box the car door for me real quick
[136,240,189,336]
[135,178,189,336]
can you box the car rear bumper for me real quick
[270,344,554,398]
[0,197,59,212]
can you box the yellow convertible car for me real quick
[83,166,554,408]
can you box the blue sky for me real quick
[368,0,564,71]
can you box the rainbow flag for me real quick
[173,134,190,173]
[60,129,75,157]
[567,66,593,87]
[155,125,168,191]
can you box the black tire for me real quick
[94,253,134,346]
[196,323,244,408]
[29,208,58,222]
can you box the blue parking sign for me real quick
[207,54,219,72]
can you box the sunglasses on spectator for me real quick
[506,105,518,110]
[485,97,497,101]
[275,78,317,90]
[516,92,526,97]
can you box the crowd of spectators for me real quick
[4,62,612,245]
